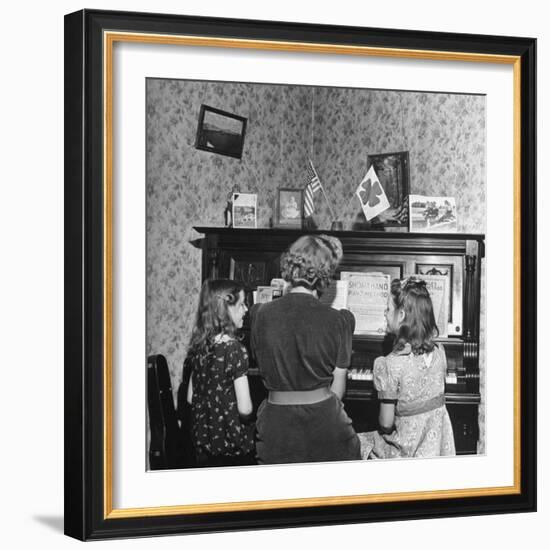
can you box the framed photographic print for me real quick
[195,104,247,159]
[366,151,410,228]
[232,192,257,228]
[65,9,536,541]
[276,188,304,228]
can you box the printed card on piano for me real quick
[412,273,449,337]
[255,286,274,303]
[340,271,390,334]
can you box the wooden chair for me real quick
[147,354,190,469]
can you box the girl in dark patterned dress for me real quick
[183,279,255,467]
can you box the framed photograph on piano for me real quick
[366,151,410,228]
[275,188,304,228]
[65,9,536,541]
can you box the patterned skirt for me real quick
[358,405,456,459]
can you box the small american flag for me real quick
[304,161,322,217]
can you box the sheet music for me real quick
[340,271,390,334]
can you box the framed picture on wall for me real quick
[275,188,304,228]
[65,9,536,541]
[195,104,247,159]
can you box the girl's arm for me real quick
[234,375,253,417]
[186,375,193,405]
[378,402,396,433]
[372,355,399,433]
[330,367,348,400]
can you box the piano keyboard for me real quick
[348,369,373,381]
[445,372,458,384]
[348,368,459,385]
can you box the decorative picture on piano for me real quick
[275,188,304,228]
[146,75,486,470]
[416,264,457,333]
[364,151,410,228]
[409,194,458,233]
[232,192,257,229]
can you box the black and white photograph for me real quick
[146,77,487,469]
[60,6,538,542]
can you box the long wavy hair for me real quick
[390,277,439,355]
[280,234,343,293]
[187,279,244,358]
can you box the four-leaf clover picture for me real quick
[358,177,384,208]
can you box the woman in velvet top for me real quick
[250,235,360,464]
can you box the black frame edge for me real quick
[519,38,537,513]
[64,9,86,541]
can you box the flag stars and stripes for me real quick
[304,162,321,217]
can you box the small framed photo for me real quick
[275,188,303,229]
[195,104,247,159]
[232,192,257,228]
[366,151,410,227]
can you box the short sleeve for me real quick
[226,341,249,380]
[249,302,262,324]
[373,355,401,400]
[335,309,355,369]
[340,308,356,334]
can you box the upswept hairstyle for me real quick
[187,279,244,356]
[280,234,343,293]
[390,277,439,355]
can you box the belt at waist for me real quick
[396,394,445,417]
[268,387,332,405]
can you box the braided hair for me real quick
[280,234,343,293]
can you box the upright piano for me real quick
[193,227,484,454]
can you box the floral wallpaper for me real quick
[310,88,486,232]
[146,79,313,389]
[146,78,486,451]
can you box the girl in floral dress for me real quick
[183,279,255,467]
[359,277,456,459]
